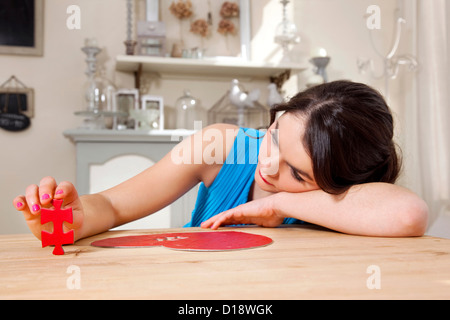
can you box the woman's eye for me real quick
[291,167,304,182]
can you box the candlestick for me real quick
[125,0,137,55]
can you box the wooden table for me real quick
[1,225,450,300]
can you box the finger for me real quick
[13,195,26,211]
[211,211,237,230]
[200,216,217,228]
[54,181,79,205]
[25,184,41,215]
[201,210,231,229]
[39,176,57,206]
[214,208,254,229]
[13,195,37,222]
[211,219,224,230]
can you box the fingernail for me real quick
[55,189,63,195]
[41,194,50,200]
[16,202,23,208]
[32,204,40,212]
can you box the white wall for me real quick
[0,0,133,234]
[0,0,419,235]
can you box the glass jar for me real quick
[175,90,206,130]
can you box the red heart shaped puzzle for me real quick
[90,231,273,251]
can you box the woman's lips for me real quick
[259,170,274,186]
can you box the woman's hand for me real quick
[12,177,85,242]
[201,196,284,230]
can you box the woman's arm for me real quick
[13,134,206,242]
[80,123,238,239]
[78,149,203,239]
[202,183,429,237]
[15,124,238,241]
[274,183,428,236]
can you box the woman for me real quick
[13,81,428,240]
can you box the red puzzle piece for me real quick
[90,231,273,251]
[40,199,74,255]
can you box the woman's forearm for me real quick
[273,183,428,237]
[77,193,118,240]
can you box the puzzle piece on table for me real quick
[41,199,74,255]
[90,231,273,252]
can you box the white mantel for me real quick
[63,128,196,143]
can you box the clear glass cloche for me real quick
[83,68,116,113]
[175,90,206,130]
[208,79,270,129]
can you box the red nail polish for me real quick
[55,189,63,195]
[16,202,23,208]
[42,194,50,200]
[32,204,40,212]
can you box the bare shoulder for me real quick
[202,123,240,149]
[202,123,239,136]
[196,123,240,186]
[199,123,240,163]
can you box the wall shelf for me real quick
[115,55,308,81]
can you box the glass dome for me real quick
[175,90,206,130]
[208,80,269,130]
[83,69,116,113]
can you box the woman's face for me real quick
[255,112,320,193]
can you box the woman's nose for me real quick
[259,155,280,177]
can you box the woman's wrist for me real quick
[271,191,294,220]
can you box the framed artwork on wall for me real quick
[0,0,44,56]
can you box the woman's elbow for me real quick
[399,196,429,237]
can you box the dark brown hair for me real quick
[270,80,401,195]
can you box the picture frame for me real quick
[0,87,34,118]
[116,89,139,111]
[0,0,45,56]
[141,95,164,130]
[115,89,139,129]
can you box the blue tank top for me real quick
[184,127,301,227]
